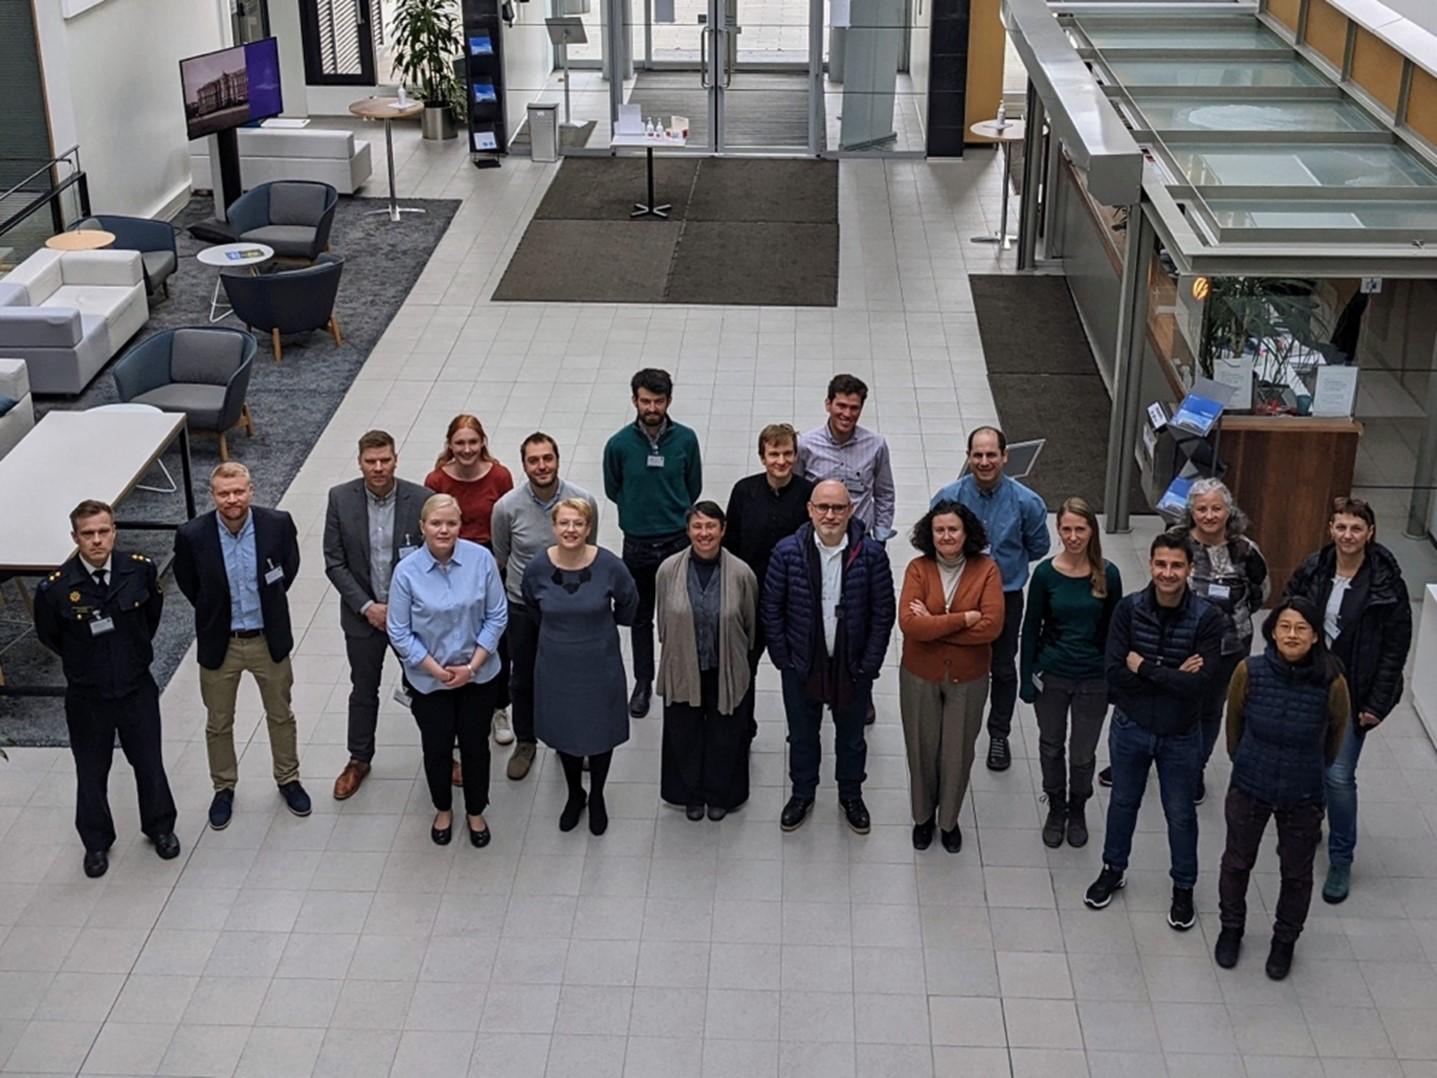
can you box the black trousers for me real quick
[1199,652,1244,771]
[782,668,871,800]
[344,630,389,764]
[661,668,756,811]
[410,679,499,815]
[622,531,688,684]
[507,600,540,744]
[988,589,1025,738]
[1219,785,1324,944]
[66,678,176,853]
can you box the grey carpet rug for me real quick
[970,274,1152,515]
[0,193,459,747]
[627,70,811,149]
[495,156,838,306]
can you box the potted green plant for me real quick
[392,0,464,140]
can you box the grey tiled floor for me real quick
[3,127,1437,1077]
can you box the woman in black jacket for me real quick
[1282,497,1411,905]
[1216,598,1349,981]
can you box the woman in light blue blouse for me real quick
[388,493,509,847]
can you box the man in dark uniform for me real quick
[34,499,179,879]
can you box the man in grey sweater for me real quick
[491,432,600,779]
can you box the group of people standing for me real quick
[37,365,1414,989]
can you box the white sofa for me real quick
[190,127,373,196]
[0,358,34,460]
[0,249,149,395]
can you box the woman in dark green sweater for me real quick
[1019,497,1122,849]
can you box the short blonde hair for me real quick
[209,461,251,487]
[550,497,594,529]
[421,493,462,523]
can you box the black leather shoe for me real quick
[278,781,312,817]
[912,817,935,851]
[1215,927,1242,969]
[468,820,491,848]
[628,681,652,718]
[208,790,234,831]
[83,849,108,879]
[150,833,181,860]
[431,818,453,845]
[560,791,587,832]
[588,794,608,836]
[707,806,727,821]
[1265,938,1295,981]
[780,796,814,832]
[986,736,1011,771]
[686,804,705,821]
[840,798,871,835]
[941,824,963,853]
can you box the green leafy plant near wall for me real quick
[392,0,464,109]
[1197,276,1327,383]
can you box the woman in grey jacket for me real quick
[656,501,759,820]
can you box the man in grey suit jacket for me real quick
[324,430,432,800]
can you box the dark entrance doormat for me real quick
[0,194,460,747]
[971,274,1153,515]
[494,157,838,306]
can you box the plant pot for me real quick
[421,103,456,140]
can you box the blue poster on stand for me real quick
[1157,475,1194,518]
[473,81,497,103]
[1169,393,1223,437]
[469,34,493,55]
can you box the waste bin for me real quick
[528,103,560,163]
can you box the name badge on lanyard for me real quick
[646,454,665,469]
[89,614,115,636]
[264,563,285,586]
[1208,582,1231,602]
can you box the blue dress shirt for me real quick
[387,539,509,695]
[930,474,1050,591]
[217,511,264,631]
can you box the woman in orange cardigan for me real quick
[899,499,1005,853]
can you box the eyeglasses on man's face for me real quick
[811,502,851,516]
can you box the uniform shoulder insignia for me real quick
[131,553,151,562]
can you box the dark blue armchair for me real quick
[113,327,257,461]
[226,180,338,261]
[74,214,178,298]
[221,254,344,362]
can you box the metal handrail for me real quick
[0,145,81,205]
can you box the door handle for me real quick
[700,26,713,88]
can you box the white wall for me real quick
[504,1,554,144]
[34,0,229,218]
[268,0,312,117]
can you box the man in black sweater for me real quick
[1084,532,1224,930]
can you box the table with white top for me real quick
[196,242,275,323]
[611,132,689,219]
[0,409,196,694]
[349,96,427,223]
[969,117,1027,250]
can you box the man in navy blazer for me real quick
[174,461,311,830]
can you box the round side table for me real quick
[46,229,116,252]
[196,242,275,323]
[970,119,1027,250]
[349,97,427,223]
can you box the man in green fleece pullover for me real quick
[603,368,703,718]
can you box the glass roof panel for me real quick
[1079,23,1287,50]
[1206,200,1437,231]
[1166,145,1437,187]
[1130,96,1381,132]
[1105,59,1325,88]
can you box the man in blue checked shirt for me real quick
[930,426,1050,772]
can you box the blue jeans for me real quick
[781,668,871,800]
[1324,718,1367,868]
[1101,710,1203,888]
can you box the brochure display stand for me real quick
[1149,377,1229,524]
[462,0,507,165]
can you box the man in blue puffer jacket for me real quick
[762,479,896,835]
[1083,531,1224,931]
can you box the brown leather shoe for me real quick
[451,759,463,787]
[333,760,370,801]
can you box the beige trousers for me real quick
[198,635,300,790]
[899,667,988,831]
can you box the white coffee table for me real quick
[197,242,275,323]
[87,403,178,494]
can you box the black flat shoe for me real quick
[150,832,181,860]
[913,817,935,851]
[431,815,453,846]
[686,804,705,821]
[83,849,108,879]
[941,824,963,853]
[628,681,652,718]
[560,791,587,832]
[588,794,608,836]
[468,821,491,848]
[707,806,727,821]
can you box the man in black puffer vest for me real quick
[1084,532,1224,930]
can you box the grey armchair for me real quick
[225,180,338,261]
[221,254,344,361]
[74,214,179,298]
[113,327,256,461]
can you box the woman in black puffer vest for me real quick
[1214,598,1349,982]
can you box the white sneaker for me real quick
[492,708,515,745]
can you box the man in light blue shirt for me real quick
[218,511,264,632]
[930,426,1050,772]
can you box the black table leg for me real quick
[631,146,672,219]
[179,423,196,521]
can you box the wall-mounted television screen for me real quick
[180,37,282,141]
